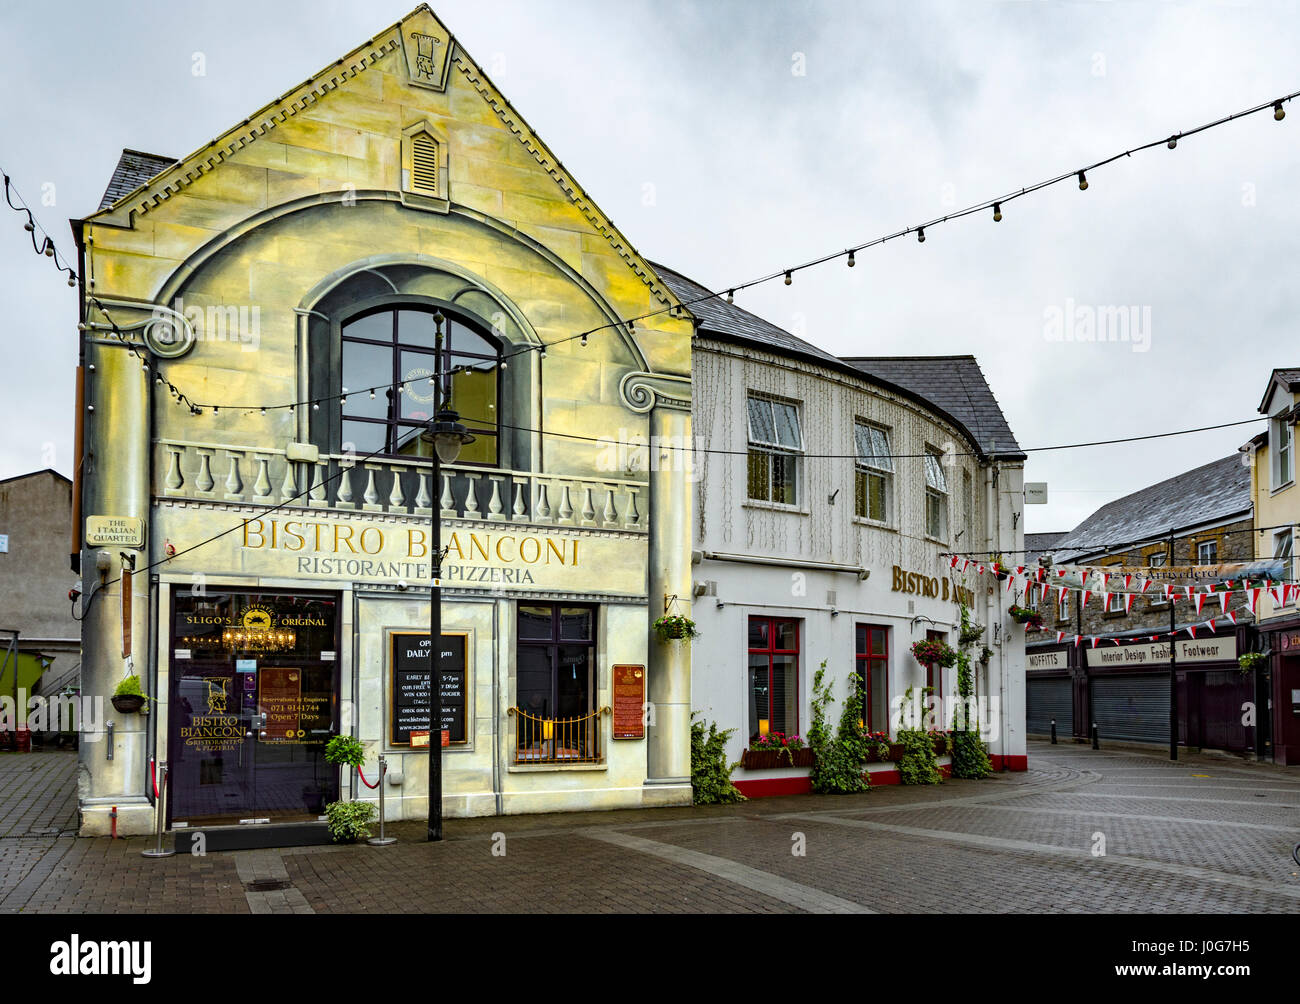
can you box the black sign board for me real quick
[389,632,468,746]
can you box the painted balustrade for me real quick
[155,440,646,531]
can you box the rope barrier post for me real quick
[367,755,396,846]
[142,761,175,858]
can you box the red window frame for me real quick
[747,617,800,741]
[855,624,889,732]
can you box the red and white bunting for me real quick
[1057,569,1066,578]
[1207,619,1217,634]
[1040,582,1050,604]
[1163,583,1173,600]
[1015,565,1025,577]
[1058,585,1069,605]
[950,555,959,569]
[962,559,970,573]
[1124,593,1135,615]
[1227,610,1238,625]
[1111,637,1122,646]
[1102,591,1112,611]
[1194,593,1207,615]
[1100,572,1110,591]
[1123,574,1133,590]
[1074,635,1082,647]
[1186,625,1198,639]
[1271,586,1284,606]
[1184,586,1195,601]
[1082,590,1092,608]
[977,564,985,576]
[1056,631,1065,643]
[1141,578,1153,594]
[1006,574,1016,593]
[1247,588,1261,614]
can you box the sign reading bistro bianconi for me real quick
[390,632,468,747]
[155,507,647,595]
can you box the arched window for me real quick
[339,307,500,466]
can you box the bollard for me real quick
[142,762,175,858]
[1050,719,1057,745]
[367,755,396,846]
[1091,723,1100,750]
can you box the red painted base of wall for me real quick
[732,762,956,798]
[990,754,1028,771]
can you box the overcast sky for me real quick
[0,0,1292,533]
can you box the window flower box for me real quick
[741,746,815,770]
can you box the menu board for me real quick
[390,632,468,747]
[259,667,303,744]
[612,664,646,740]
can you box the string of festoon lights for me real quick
[7,87,1296,421]
[939,553,1298,649]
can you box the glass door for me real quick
[169,589,340,827]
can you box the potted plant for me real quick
[1008,605,1044,630]
[959,620,986,647]
[653,613,699,643]
[323,799,377,843]
[111,675,147,714]
[978,645,994,665]
[1238,651,1267,674]
[911,638,957,668]
[324,734,366,769]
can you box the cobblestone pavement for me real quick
[3,742,1299,913]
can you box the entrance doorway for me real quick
[168,589,341,826]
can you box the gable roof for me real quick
[85,5,679,312]
[98,150,178,210]
[0,469,72,488]
[1258,367,1300,413]
[652,262,1023,461]
[1050,454,1251,561]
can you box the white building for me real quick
[657,266,1028,794]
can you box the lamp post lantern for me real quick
[421,310,473,841]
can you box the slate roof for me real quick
[1259,367,1300,413]
[652,263,1023,460]
[98,150,181,210]
[1025,532,1068,565]
[841,356,1024,459]
[1050,454,1251,562]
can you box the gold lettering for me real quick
[942,578,950,600]
[284,522,305,552]
[360,527,383,555]
[244,520,265,549]
[334,525,357,554]
[469,534,489,562]
[269,520,277,549]
[313,523,324,551]
[520,537,541,564]
[546,538,566,565]
[408,529,427,559]
[496,536,516,562]
[892,565,904,592]
[447,533,464,560]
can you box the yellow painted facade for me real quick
[74,5,696,835]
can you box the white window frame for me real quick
[1197,540,1218,565]
[1271,395,1293,490]
[746,394,803,507]
[853,420,893,524]
[924,447,949,541]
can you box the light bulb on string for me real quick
[627,320,635,334]
[1275,102,1286,121]
[312,402,319,411]
[369,389,375,400]
[67,275,76,287]
[992,203,1002,223]
[783,271,792,286]
[847,250,855,267]
[23,221,33,232]
[1077,171,1088,191]
[500,359,508,370]
[260,407,267,416]
[1167,136,1178,149]
[917,227,925,243]
[580,333,588,347]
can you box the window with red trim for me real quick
[747,617,799,743]
[855,624,889,732]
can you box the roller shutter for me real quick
[1026,677,1072,735]
[1091,674,1170,744]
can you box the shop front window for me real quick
[748,617,799,742]
[340,307,500,465]
[168,589,340,826]
[514,604,600,762]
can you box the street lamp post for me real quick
[423,311,473,842]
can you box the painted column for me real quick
[79,323,154,835]
[642,391,694,801]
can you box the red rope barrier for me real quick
[150,758,158,799]
[356,765,380,789]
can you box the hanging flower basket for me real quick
[911,639,957,668]
[1238,652,1267,674]
[653,614,699,643]
[1008,605,1044,630]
